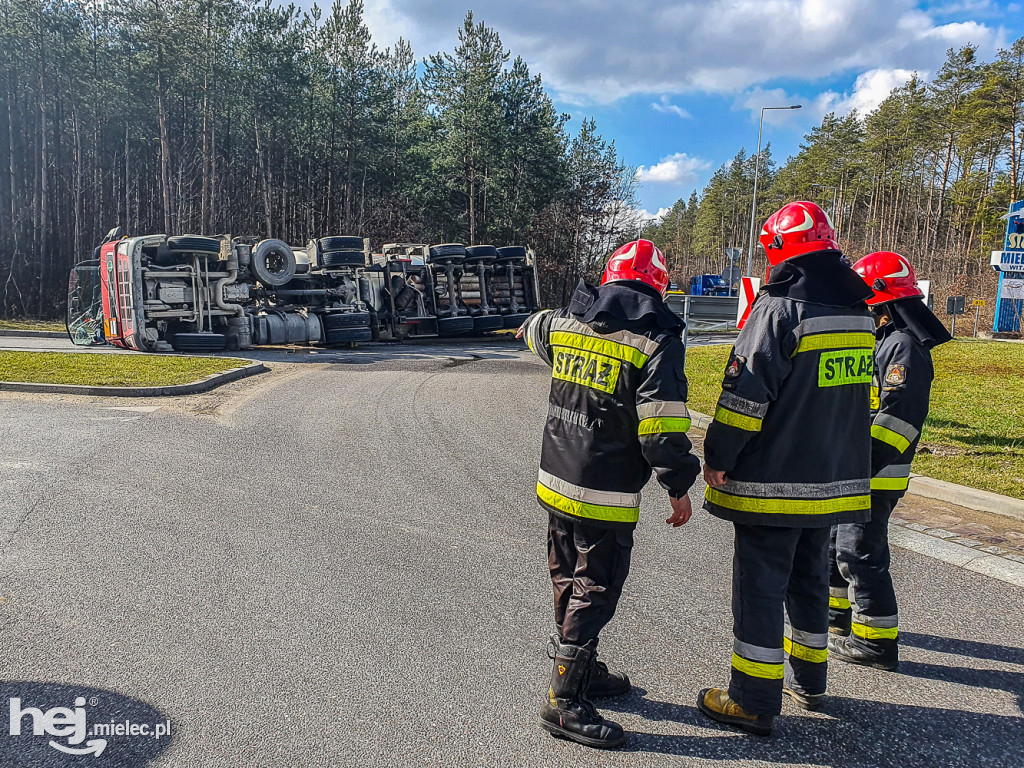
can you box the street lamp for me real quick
[746,104,802,276]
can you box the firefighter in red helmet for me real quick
[697,202,874,735]
[828,252,951,671]
[519,239,701,749]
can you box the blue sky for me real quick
[332,1,1024,219]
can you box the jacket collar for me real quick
[568,279,683,333]
[763,251,874,307]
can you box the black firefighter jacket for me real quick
[869,299,951,498]
[703,251,875,528]
[523,280,701,530]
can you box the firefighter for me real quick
[697,201,874,736]
[520,240,701,749]
[828,252,951,670]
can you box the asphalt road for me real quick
[0,345,1021,767]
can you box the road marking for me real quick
[889,525,1024,589]
[101,406,162,413]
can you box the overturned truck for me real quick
[66,229,540,352]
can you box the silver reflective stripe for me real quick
[720,477,870,499]
[791,314,875,343]
[537,469,641,508]
[733,639,784,664]
[525,310,551,360]
[717,391,768,418]
[785,626,828,649]
[830,585,849,599]
[636,400,691,420]
[873,413,919,443]
[852,613,898,628]
[875,463,912,479]
[549,316,661,359]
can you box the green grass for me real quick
[0,318,65,332]
[0,351,248,387]
[685,340,1024,499]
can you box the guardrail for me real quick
[665,293,739,340]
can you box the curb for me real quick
[0,361,266,397]
[0,329,66,339]
[687,408,1024,522]
[889,523,1024,589]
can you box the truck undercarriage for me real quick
[66,230,541,352]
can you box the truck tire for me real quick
[464,244,498,262]
[437,316,475,336]
[320,235,364,251]
[473,315,504,332]
[171,332,227,352]
[323,311,371,330]
[502,312,531,330]
[167,235,221,255]
[325,327,373,345]
[495,245,527,262]
[251,239,297,287]
[428,243,466,263]
[322,249,366,268]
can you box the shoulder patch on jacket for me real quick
[884,363,906,388]
[725,353,747,380]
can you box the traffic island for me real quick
[0,351,265,397]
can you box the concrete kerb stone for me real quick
[0,329,66,339]
[0,360,266,397]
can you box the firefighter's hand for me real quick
[666,495,692,527]
[703,466,728,488]
[515,323,526,339]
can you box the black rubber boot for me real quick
[548,633,631,698]
[783,685,824,711]
[828,633,898,671]
[828,607,851,636]
[539,641,625,749]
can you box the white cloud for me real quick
[651,95,692,120]
[635,153,711,185]
[347,1,1003,103]
[638,207,673,223]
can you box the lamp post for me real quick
[746,104,802,276]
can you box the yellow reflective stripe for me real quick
[829,596,851,610]
[793,332,875,356]
[852,622,899,640]
[638,416,692,436]
[784,637,828,664]
[537,482,639,524]
[714,404,762,432]
[549,331,649,368]
[731,653,784,680]
[871,424,911,453]
[871,476,910,491]
[706,487,870,516]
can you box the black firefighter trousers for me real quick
[729,523,831,716]
[548,513,634,645]
[830,495,900,658]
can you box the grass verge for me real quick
[0,318,65,332]
[685,339,1024,499]
[0,351,249,388]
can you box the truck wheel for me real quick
[325,327,373,345]
[464,245,498,262]
[167,236,222,255]
[502,312,530,330]
[172,332,227,352]
[319,235,364,251]
[473,315,504,333]
[428,243,466,263]
[495,245,527,262]
[322,249,366,268]
[251,239,297,287]
[437,316,475,336]
[323,311,371,330]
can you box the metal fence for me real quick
[665,293,740,349]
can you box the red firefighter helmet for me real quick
[758,201,839,265]
[852,251,922,306]
[601,239,670,295]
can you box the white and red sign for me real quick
[736,277,761,329]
